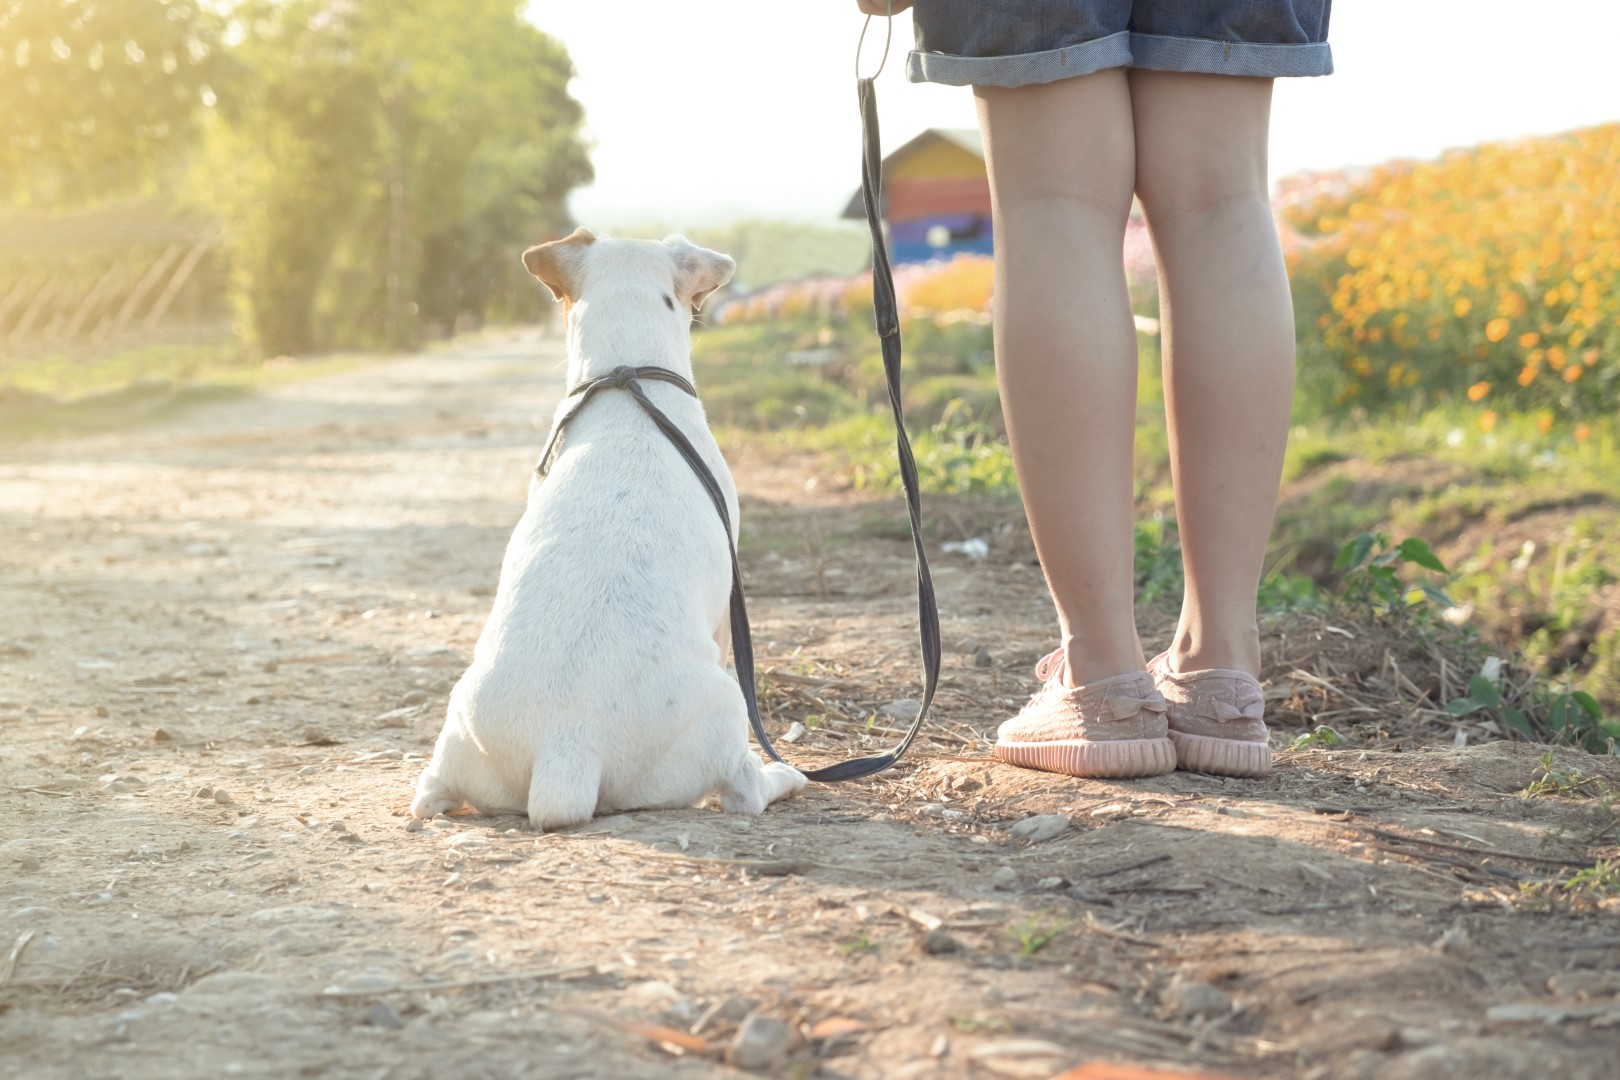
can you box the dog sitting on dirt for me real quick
[410,230,807,830]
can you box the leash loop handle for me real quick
[855,0,895,81]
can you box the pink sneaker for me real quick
[1147,653,1272,778]
[994,649,1176,778]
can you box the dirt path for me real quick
[3,331,1618,1080]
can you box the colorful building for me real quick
[842,128,992,265]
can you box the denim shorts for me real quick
[908,0,1333,87]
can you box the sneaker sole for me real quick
[995,737,1176,778]
[1168,730,1272,778]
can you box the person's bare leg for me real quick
[975,71,1142,687]
[1129,71,1295,677]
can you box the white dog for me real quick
[410,230,807,830]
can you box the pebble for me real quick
[990,866,1019,891]
[1035,876,1070,890]
[1163,976,1231,1019]
[194,786,215,799]
[626,980,696,1023]
[781,721,808,744]
[1547,970,1620,999]
[266,928,320,956]
[404,818,425,833]
[625,980,683,1006]
[880,698,923,721]
[214,789,235,805]
[919,930,962,955]
[17,854,42,873]
[400,690,429,706]
[730,1012,792,1071]
[376,706,421,728]
[153,726,181,742]
[298,765,320,776]
[366,1001,405,1030]
[1009,814,1069,843]
[973,646,994,668]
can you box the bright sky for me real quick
[524,0,1620,228]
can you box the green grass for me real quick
[0,338,378,442]
[697,314,1620,732]
[1008,912,1068,959]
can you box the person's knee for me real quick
[1128,72,1272,225]
[977,72,1136,222]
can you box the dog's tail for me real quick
[526,739,602,831]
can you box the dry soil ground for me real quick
[2,331,1618,1080]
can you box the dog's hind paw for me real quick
[410,770,463,819]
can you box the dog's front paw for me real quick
[762,761,809,799]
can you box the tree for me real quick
[194,0,591,355]
[0,0,223,206]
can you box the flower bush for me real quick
[1283,123,1620,424]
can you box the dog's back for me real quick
[448,386,736,804]
[411,232,804,830]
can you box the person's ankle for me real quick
[1165,628,1261,677]
[1058,635,1146,689]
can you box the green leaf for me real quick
[1396,537,1448,573]
[1468,675,1501,707]
[1571,691,1602,721]
[1445,697,1483,716]
[1334,532,1375,572]
[1501,707,1533,738]
[1419,585,1456,607]
[1549,698,1569,731]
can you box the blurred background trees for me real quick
[0,0,591,358]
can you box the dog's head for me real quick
[521,229,735,319]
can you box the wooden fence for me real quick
[0,205,227,362]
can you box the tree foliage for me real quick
[2,0,591,356]
[195,0,590,354]
[0,0,224,205]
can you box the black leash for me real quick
[533,17,940,782]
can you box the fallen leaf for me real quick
[809,1017,869,1039]
[616,1021,713,1056]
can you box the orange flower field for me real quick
[723,125,1618,434]
[1282,122,1620,423]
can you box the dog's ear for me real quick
[522,227,597,302]
[665,235,736,313]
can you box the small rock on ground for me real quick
[1010,814,1069,843]
[1163,975,1231,1019]
[730,1012,792,1072]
